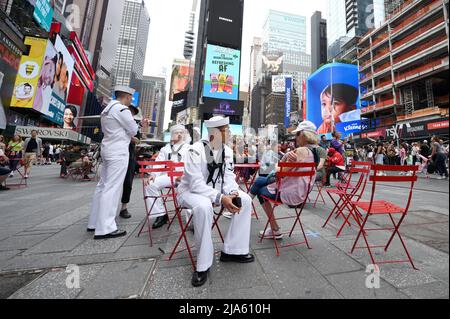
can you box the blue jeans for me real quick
[250,176,279,204]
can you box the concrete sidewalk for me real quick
[0,165,448,299]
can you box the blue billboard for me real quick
[203,44,240,101]
[306,63,361,139]
[284,77,292,128]
[33,0,54,32]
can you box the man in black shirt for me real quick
[23,130,43,178]
[420,140,431,162]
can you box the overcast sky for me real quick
[143,0,328,130]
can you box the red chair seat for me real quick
[326,189,347,195]
[352,200,405,215]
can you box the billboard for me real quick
[201,97,244,116]
[262,52,283,76]
[306,63,361,139]
[207,0,244,49]
[42,35,75,126]
[272,75,290,93]
[32,40,57,114]
[203,44,240,101]
[33,0,54,32]
[284,77,293,128]
[171,91,188,121]
[169,59,192,101]
[11,37,48,109]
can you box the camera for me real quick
[232,197,242,208]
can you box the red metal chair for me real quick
[259,162,316,256]
[137,161,179,246]
[322,162,372,238]
[5,158,27,189]
[349,164,419,270]
[234,163,260,220]
[310,181,326,207]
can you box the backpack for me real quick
[306,146,321,168]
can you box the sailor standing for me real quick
[177,116,254,288]
[143,124,190,229]
[88,86,139,239]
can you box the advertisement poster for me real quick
[203,44,240,101]
[284,77,292,128]
[33,0,54,32]
[11,37,47,109]
[32,40,57,114]
[306,63,361,139]
[272,75,289,93]
[169,59,192,101]
[44,35,75,126]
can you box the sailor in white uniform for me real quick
[177,116,254,287]
[88,85,139,239]
[144,124,191,229]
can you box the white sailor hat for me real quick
[114,85,135,96]
[205,116,230,128]
[170,124,185,133]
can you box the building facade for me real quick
[311,11,328,72]
[141,76,166,140]
[327,0,386,60]
[112,0,150,94]
[357,0,449,141]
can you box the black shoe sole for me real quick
[94,231,127,240]
[192,271,209,287]
[152,217,169,229]
[120,214,132,219]
[220,255,255,264]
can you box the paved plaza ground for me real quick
[0,164,448,299]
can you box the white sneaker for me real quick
[9,172,14,178]
[222,211,234,219]
[259,228,283,240]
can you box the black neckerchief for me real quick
[169,143,184,162]
[203,141,225,192]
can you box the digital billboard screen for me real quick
[207,0,244,49]
[33,0,54,32]
[203,44,240,101]
[306,63,361,139]
[201,98,244,116]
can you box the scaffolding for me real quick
[425,79,435,108]
[403,86,415,116]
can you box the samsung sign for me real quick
[219,17,233,23]
[207,0,244,49]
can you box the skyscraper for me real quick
[327,0,386,60]
[112,0,150,93]
[141,76,167,140]
[311,11,328,72]
[262,10,310,96]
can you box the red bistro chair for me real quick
[5,158,28,189]
[167,173,225,270]
[234,163,261,220]
[137,161,180,246]
[349,164,419,270]
[322,162,372,237]
[260,162,316,256]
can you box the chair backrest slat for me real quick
[277,171,316,178]
[370,175,418,182]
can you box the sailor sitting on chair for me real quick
[177,115,255,288]
[143,124,190,229]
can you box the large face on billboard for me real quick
[307,63,361,138]
[203,44,240,101]
[169,59,192,101]
[43,35,75,126]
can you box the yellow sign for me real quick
[11,37,47,108]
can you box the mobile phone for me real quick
[232,197,242,208]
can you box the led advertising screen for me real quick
[10,37,48,109]
[200,97,244,116]
[169,59,192,101]
[207,0,244,49]
[306,63,361,139]
[43,35,75,126]
[203,44,240,101]
[33,0,54,32]
[202,123,243,140]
